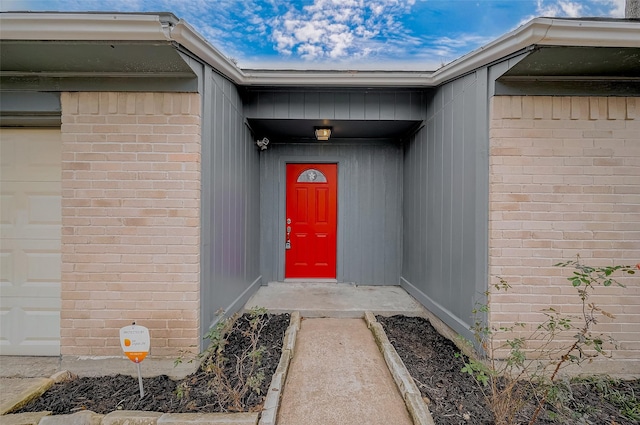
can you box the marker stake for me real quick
[137,363,145,398]
[120,322,150,399]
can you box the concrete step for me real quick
[245,283,425,318]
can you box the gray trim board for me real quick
[207,275,264,331]
[0,91,61,126]
[0,91,60,112]
[0,115,61,126]
[400,277,474,341]
[474,66,491,322]
[0,76,198,92]
[200,60,213,348]
[495,79,640,96]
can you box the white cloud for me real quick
[559,1,583,16]
[592,0,626,17]
[536,0,583,17]
[433,35,495,50]
[535,0,625,17]
[268,0,417,62]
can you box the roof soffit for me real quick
[499,46,640,79]
[0,40,195,77]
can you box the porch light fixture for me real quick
[315,127,331,141]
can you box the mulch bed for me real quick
[377,315,640,425]
[16,313,290,415]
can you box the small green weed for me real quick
[576,376,640,422]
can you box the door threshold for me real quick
[283,278,338,283]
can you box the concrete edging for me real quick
[1,312,301,425]
[258,311,300,425]
[0,370,74,416]
[364,311,435,425]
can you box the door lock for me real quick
[286,218,292,249]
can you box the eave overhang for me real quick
[494,45,640,95]
[1,12,639,88]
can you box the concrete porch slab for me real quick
[244,282,425,317]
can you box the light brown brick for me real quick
[489,95,640,362]
[61,92,201,358]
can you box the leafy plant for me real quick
[175,307,270,412]
[459,256,636,425]
[457,277,532,425]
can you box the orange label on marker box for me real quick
[120,325,150,363]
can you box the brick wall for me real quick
[489,96,640,371]
[60,92,201,357]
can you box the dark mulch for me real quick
[16,313,289,415]
[377,315,640,425]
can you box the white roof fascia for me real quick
[239,70,435,87]
[0,12,171,41]
[169,20,245,85]
[1,13,638,87]
[531,18,640,47]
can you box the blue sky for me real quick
[1,0,627,70]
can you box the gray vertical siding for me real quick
[401,72,489,342]
[192,59,522,343]
[244,89,426,121]
[260,142,402,285]
[198,66,261,339]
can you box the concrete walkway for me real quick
[277,318,413,425]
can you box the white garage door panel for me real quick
[0,132,61,181]
[0,308,61,356]
[1,183,61,241]
[29,194,62,225]
[0,194,13,225]
[0,181,62,243]
[0,128,61,356]
[0,239,61,298]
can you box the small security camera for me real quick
[256,137,269,150]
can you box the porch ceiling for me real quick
[247,118,422,143]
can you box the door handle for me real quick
[286,218,292,249]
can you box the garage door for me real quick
[0,128,61,356]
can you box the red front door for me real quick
[285,163,337,279]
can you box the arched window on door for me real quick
[296,168,327,183]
